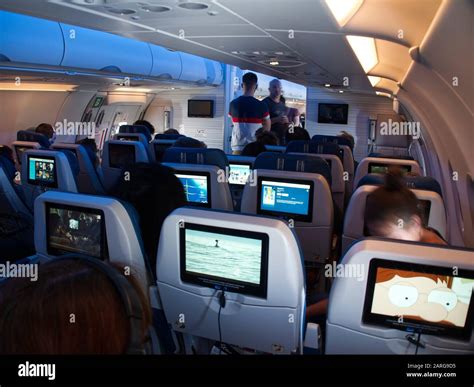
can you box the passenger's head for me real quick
[163,128,180,135]
[269,79,282,99]
[270,122,290,145]
[172,136,206,149]
[241,141,267,157]
[0,259,152,354]
[365,168,424,242]
[0,145,14,164]
[338,130,355,151]
[110,163,186,264]
[35,123,55,140]
[256,130,279,146]
[242,72,258,95]
[133,120,155,135]
[285,126,310,143]
[76,138,99,167]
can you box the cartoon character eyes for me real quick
[427,290,458,311]
[388,284,418,307]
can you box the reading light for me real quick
[325,83,331,87]
[346,35,378,73]
[269,61,280,66]
[325,0,364,27]
[368,76,381,87]
[339,90,344,93]
[0,82,77,92]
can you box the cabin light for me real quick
[115,87,152,93]
[0,82,77,92]
[269,61,280,66]
[346,35,378,73]
[376,91,392,98]
[325,0,364,27]
[368,76,381,87]
[339,90,344,93]
[324,83,331,87]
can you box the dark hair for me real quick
[109,163,186,266]
[133,120,155,135]
[338,131,355,151]
[241,141,267,157]
[163,128,179,135]
[172,136,206,149]
[35,123,54,139]
[365,168,421,236]
[76,138,99,167]
[0,145,14,164]
[256,130,279,146]
[242,72,258,88]
[270,123,290,145]
[0,259,151,354]
[285,126,310,143]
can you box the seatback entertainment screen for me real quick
[27,155,57,188]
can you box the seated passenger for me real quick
[0,145,15,164]
[365,169,446,245]
[76,138,99,168]
[35,123,55,144]
[285,126,310,143]
[133,120,155,136]
[171,136,207,149]
[337,130,355,152]
[163,128,180,135]
[241,141,267,157]
[109,163,186,268]
[0,259,151,354]
[256,130,279,146]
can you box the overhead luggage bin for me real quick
[178,52,209,84]
[149,45,182,80]
[59,23,153,75]
[0,10,64,66]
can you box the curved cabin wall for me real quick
[0,10,223,86]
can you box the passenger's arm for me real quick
[262,117,271,131]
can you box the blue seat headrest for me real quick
[368,152,414,160]
[254,152,331,185]
[119,125,152,142]
[162,147,228,170]
[79,144,98,167]
[357,173,442,197]
[17,130,50,148]
[287,140,340,157]
[56,149,80,179]
[312,135,353,151]
[0,155,16,181]
[154,133,185,140]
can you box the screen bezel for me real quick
[228,162,253,186]
[317,103,349,125]
[256,176,314,223]
[108,143,136,169]
[175,170,212,208]
[45,202,109,260]
[362,258,474,340]
[27,155,58,188]
[180,223,269,298]
[368,162,412,174]
[187,99,214,118]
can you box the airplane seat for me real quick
[264,145,286,153]
[12,130,50,169]
[154,133,185,140]
[342,185,447,255]
[163,147,229,170]
[150,139,176,163]
[353,157,421,190]
[33,190,171,354]
[240,168,333,265]
[312,134,353,152]
[163,162,233,211]
[52,143,106,195]
[254,152,331,186]
[20,149,79,212]
[101,140,150,193]
[118,124,152,142]
[114,132,155,162]
[156,207,307,354]
[368,152,414,161]
[16,130,51,148]
[326,239,474,354]
[227,155,256,211]
[357,174,443,198]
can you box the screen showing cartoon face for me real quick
[371,267,474,328]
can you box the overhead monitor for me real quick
[180,223,269,298]
[363,259,474,340]
[368,162,411,175]
[318,103,349,125]
[27,155,57,188]
[188,99,214,118]
[109,143,136,169]
[176,171,211,207]
[46,202,108,260]
[228,163,252,186]
[257,177,313,222]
